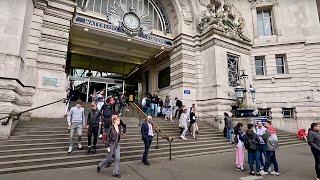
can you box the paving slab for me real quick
[0,144,315,180]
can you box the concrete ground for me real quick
[0,144,315,180]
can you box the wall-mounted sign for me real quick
[184,89,191,95]
[42,76,60,87]
[73,15,173,47]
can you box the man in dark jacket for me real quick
[308,122,320,180]
[100,98,113,136]
[174,98,183,118]
[244,124,261,176]
[141,115,154,166]
[87,103,102,153]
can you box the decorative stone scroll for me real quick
[198,3,251,42]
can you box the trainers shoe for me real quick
[87,146,92,153]
[260,171,268,175]
[249,171,255,176]
[67,146,73,153]
[270,171,280,176]
[78,143,82,149]
[180,135,187,140]
[99,134,102,139]
[256,173,262,176]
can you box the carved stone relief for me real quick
[179,0,194,25]
[198,2,251,42]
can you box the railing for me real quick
[129,102,174,160]
[0,98,67,126]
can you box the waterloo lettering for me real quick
[73,15,173,46]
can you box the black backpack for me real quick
[245,135,257,150]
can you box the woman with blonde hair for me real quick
[97,114,126,178]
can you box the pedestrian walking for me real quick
[260,121,279,176]
[96,91,105,110]
[100,98,112,139]
[307,122,320,180]
[255,121,267,170]
[86,103,101,153]
[244,123,261,176]
[141,115,154,166]
[179,106,189,140]
[163,95,173,122]
[97,114,126,178]
[189,107,198,139]
[224,112,233,143]
[234,122,245,171]
[174,97,183,119]
[151,92,159,117]
[67,99,86,153]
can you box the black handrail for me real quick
[129,102,174,160]
[1,98,67,125]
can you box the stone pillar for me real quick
[30,0,76,118]
[170,34,197,108]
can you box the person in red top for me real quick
[297,128,308,142]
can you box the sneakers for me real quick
[78,143,82,149]
[260,171,268,175]
[256,173,261,176]
[99,134,102,139]
[270,171,280,176]
[180,135,187,140]
[249,171,255,176]
[67,146,73,153]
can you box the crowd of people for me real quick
[66,92,320,179]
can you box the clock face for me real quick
[123,12,141,30]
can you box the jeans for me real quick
[87,125,99,148]
[181,126,188,137]
[143,106,151,116]
[264,150,279,173]
[69,123,83,147]
[257,144,267,167]
[248,150,260,172]
[312,148,320,178]
[151,103,158,116]
[227,129,233,142]
[142,137,153,163]
[99,144,121,175]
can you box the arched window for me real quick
[77,0,170,34]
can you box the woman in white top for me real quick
[179,107,189,140]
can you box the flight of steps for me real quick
[0,112,303,174]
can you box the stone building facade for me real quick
[0,0,320,138]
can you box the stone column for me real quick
[30,0,76,118]
[170,34,197,108]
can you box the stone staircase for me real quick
[0,109,303,174]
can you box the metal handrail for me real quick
[0,98,67,125]
[129,102,174,160]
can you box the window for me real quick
[276,55,287,74]
[158,67,170,89]
[255,56,266,75]
[282,108,296,119]
[257,9,273,36]
[227,54,239,86]
[258,108,271,119]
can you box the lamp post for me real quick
[235,83,245,108]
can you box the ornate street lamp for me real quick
[234,83,245,106]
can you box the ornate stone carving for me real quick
[198,2,251,42]
[179,0,194,25]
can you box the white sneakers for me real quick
[260,171,280,176]
[180,135,187,140]
[67,146,73,153]
[99,134,103,139]
[78,142,82,149]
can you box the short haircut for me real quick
[76,99,82,105]
[224,112,229,117]
[236,122,243,128]
[266,120,272,125]
[247,124,254,129]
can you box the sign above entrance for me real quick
[73,15,173,47]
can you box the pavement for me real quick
[0,144,315,180]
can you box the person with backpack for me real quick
[163,95,173,122]
[100,98,112,139]
[86,103,102,153]
[307,122,320,180]
[260,121,280,176]
[234,122,245,171]
[244,123,261,176]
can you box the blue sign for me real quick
[73,15,173,47]
[184,90,191,95]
